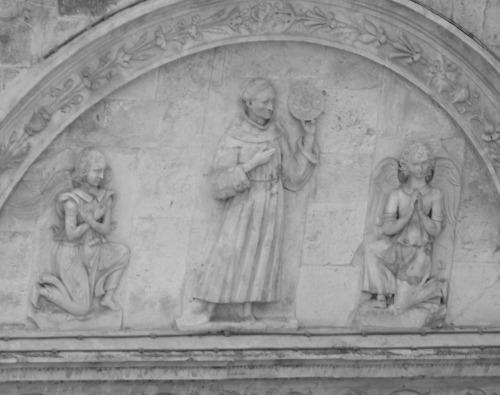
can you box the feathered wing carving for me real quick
[365,157,400,242]
[5,149,75,220]
[5,170,73,220]
[429,156,461,282]
[431,156,461,228]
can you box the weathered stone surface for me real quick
[378,71,460,141]
[302,203,366,267]
[323,50,382,90]
[0,68,23,91]
[354,303,446,329]
[317,87,379,154]
[123,217,190,328]
[0,67,26,115]
[156,51,214,148]
[419,0,453,17]
[483,0,500,47]
[132,148,198,219]
[107,68,159,101]
[29,307,122,330]
[0,7,31,66]
[90,100,165,148]
[453,0,487,39]
[447,261,500,326]
[453,143,500,262]
[311,152,373,204]
[157,50,214,101]
[0,231,33,280]
[492,45,500,59]
[295,264,361,327]
[0,280,28,324]
[58,0,119,16]
[223,42,327,80]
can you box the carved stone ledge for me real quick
[1,332,500,382]
[3,333,500,393]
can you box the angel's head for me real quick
[72,148,109,188]
[399,142,435,183]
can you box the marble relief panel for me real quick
[1,41,496,331]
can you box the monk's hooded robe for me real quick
[195,112,319,303]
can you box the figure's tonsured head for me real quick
[73,147,108,188]
[399,142,435,182]
[242,78,276,122]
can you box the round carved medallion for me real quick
[287,82,325,121]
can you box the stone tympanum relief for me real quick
[176,78,320,332]
[353,142,461,328]
[28,148,130,329]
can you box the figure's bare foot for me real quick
[388,304,404,314]
[175,299,215,330]
[100,293,121,311]
[359,292,373,303]
[38,285,51,300]
[175,310,211,329]
[365,299,387,308]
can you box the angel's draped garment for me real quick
[363,184,443,308]
[194,115,319,304]
[51,188,129,315]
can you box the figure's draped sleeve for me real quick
[280,126,319,192]
[208,135,251,200]
[56,192,78,218]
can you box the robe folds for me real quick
[194,115,319,304]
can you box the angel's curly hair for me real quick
[72,147,108,187]
[399,142,435,183]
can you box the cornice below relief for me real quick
[2,333,500,383]
[3,350,500,382]
[1,0,500,209]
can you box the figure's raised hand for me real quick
[78,206,94,224]
[301,119,317,136]
[416,193,425,216]
[94,204,107,220]
[243,146,276,173]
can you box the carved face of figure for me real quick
[86,155,106,188]
[245,86,275,122]
[399,142,435,183]
[407,152,431,180]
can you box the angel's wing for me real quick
[5,170,73,220]
[365,157,400,239]
[429,156,461,281]
[431,156,461,228]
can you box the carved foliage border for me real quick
[1,0,500,208]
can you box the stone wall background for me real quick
[1,0,500,330]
